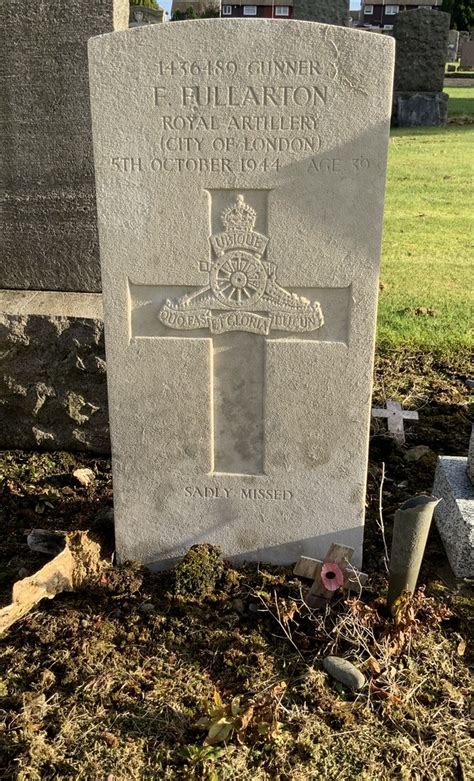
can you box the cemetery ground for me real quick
[1,98,473,779]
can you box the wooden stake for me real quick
[294,543,368,608]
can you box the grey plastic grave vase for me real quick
[387,495,440,612]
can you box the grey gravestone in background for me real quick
[461,40,474,69]
[394,8,449,92]
[0,0,129,292]
[393,8,450,126]
[447,29,459,61]
[433,453,474,578]
[293,0,350,26]
[458,31,471,60]
[432,425,474,578]
[89,20,394,569]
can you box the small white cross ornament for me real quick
[372,400,419,445]
[294,543,368,608]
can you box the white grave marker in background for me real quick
[372,400,419,445]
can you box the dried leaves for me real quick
[197,683,286,746]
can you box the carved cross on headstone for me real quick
[294,543,368,608]
[130,192,352,475]
[372,400,419,445]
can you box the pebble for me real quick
[18,567,29,579]
[404,445,433,463]
[72,467,95,487]
[323,656,366,691]
[139,602,156,615]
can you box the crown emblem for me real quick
[221,195,256,233]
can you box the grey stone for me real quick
[0,0,129,293]
[323,656,366,690]
[404,445,433,463]
[27,529,66,555]
[433,456,474,578]
[293,0,350,26]
[0,290,109,453]
[394,8,450,93]
[393,92,449,128]
[89,20,394,570]
[139,602,156,614]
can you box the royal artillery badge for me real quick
[158,194,324,336]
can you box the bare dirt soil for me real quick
[0,349,472,780]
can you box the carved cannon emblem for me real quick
[158,194,324,336]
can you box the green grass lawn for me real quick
[445,86,474,116]
[377,87,473,354]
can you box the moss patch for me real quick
[172,544,226,599]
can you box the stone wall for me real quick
[0,292,109,453]
[293,0,350,26]
[0,0,129,292]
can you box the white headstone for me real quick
[89,20,394,569]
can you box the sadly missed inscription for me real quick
[159,195,324,336]
[185,486,293,500]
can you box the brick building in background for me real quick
[171,0,293,17]
[361,0,442,30]
[220,0,293,17]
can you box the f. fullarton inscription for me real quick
[89,20,394,569]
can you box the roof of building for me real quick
[225,0,294,4]
[172,0,293,8]
[365,1,441,5]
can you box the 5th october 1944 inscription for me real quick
[108,57,381,177]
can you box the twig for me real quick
[252,590,307,663]
[377,461,390,573]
